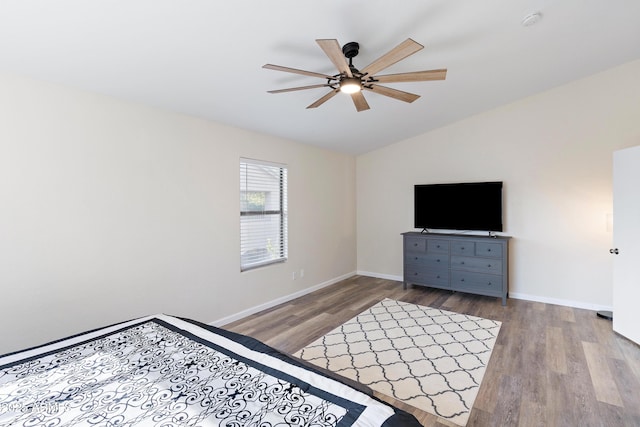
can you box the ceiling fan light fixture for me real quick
[340,77,361,94]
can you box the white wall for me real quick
[0,73,356,354]
[357,59,640,310]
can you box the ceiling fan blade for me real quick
[316,39,352,77]
[361,38,424,76]
[268,84,333,94]
[373,69,447,83]
[364,85,420,103]
[263,64,333,80]
[350,91,370,112]
[307,89,340,109]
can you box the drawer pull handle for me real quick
[461,278,465,282]
[487,264,491,268]
[437,275,441,279]
[487,282,492,286]
[461,247,465,250]
[487,249,492,252]
[414,257,418,260]
[461,261,465,265]
[414,272,418,276]
[436,259,440,262]
[414,243,418,247]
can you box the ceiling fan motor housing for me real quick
[342,42,360,59]
[341,42,363,78]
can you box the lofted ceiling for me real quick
[1,1,639,154]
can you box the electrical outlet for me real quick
[300,269,304,278]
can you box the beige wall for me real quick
[357,59,640,309]
[0,73,356,354]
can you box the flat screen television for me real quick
[414,181,503,232]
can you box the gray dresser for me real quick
[402,232,511,305]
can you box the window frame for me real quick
[239,158,288,271]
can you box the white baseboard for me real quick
[356,271,403,282]
[211,271,613,327]
[209,271,357,327]
[508,292,613,312]
[357,272,613,312]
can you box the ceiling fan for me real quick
[263,38,447,112]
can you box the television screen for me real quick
[414,181,503,232]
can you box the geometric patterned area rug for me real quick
[294,298,501,426]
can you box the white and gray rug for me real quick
[294,298,501,426]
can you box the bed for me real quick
[0,314,421,426]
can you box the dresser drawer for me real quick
[476,242,503,258]
[451,256,502,274]
[427,239,449,254]
[405,253,448,269]
[451,241,474,255]
[405,237,426,252]
[451,271,501,294]
[404,266,449,288]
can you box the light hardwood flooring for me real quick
[224,275,640,426]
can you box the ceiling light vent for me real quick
[521,12,542,27]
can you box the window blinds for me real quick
[240,158,288,271]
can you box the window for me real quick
[240,158,288,271]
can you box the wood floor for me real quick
[224,275,640,427]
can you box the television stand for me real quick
[402,232,511,305]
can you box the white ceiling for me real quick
[1,1,639,154]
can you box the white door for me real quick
[612,145,640,345]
